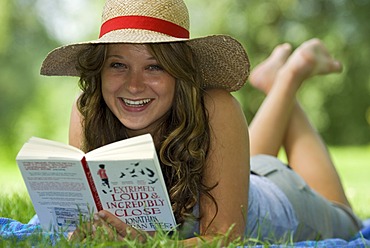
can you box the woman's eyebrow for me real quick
[106,54,125,59]
[106,55,156,61]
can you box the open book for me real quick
[16,134,176,233]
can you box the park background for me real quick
[0,0,369,220]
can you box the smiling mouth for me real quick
[121,98,152,107]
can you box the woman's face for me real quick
[101,44,176,136]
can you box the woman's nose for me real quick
[124,70,146,94]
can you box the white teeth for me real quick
[122,98,151,107]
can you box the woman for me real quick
[40,0,362,245]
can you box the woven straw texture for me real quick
[102,0,189,30]
[40,0,250,92]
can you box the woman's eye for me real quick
[110,62,126,69]
[147,64,164,71]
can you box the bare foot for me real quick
[249,43,293,94]
[283,38,343,82]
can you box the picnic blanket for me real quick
[1,216,370,247]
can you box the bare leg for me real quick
[249,43,293,156]
[249,39,350,207]
[285,102,350,207]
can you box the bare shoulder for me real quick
[203,88,249,168]
[204,88,243,116]
[203,88,249,155]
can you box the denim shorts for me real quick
[250,155,363,240]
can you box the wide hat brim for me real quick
[40,29,250,92]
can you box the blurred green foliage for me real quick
[187,0,370,145]
[0,1,78,165]
[0,1,53,161]
[1,0,369,167]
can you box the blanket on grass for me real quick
[1,216,370,247]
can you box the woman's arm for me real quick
[194,88,250,242]
[69,97,83,149]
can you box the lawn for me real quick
[0,145,369,247]
[329,146,370,219]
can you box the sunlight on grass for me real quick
[330,145,370,219]
[1,164,27,194]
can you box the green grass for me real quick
[0,146,369,247]
[329,146,370,219]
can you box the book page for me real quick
[17,137,84,160]
[86,133,152,158]
[17,159,97,233]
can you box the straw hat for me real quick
[40,0,250,91]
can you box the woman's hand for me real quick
[69,210,150,242]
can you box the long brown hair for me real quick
[76,42,215,225]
